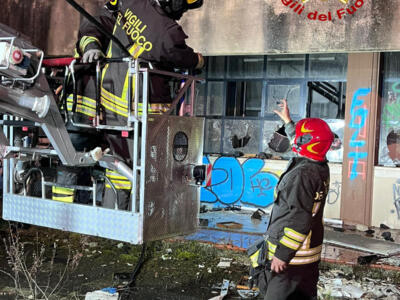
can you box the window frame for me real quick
[198,54,347,156]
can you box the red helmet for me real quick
[293,118,334,161]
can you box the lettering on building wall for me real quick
[347,88,370,181]
[281,0,365,22]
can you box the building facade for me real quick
[181,0,400,229]
[1,0,400,229]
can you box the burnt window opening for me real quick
[226,81,262,117]
[306,81,346,119]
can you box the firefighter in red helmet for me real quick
[76,0,204,210]
[291,118,334,162]
[249,99,333,300]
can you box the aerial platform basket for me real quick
[2,116,204,244]
[0,23,205,244]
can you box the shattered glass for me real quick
[379,52,400,167]
[326,119,344,163]
[204,119,221,153]
[265,84,301,116]
[206,81,224,116]
[262,120,293,159]
[222,119,260,155]
[193,81,205,116]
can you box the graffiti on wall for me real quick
[200,156,279,208]
[347,88,371,180]
[327,180,342,205]
[382,83,400,127]
[394,179,400,219]
[201,156,342,209]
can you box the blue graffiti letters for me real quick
[201,156,279,208]
[200,156,244,205]
[243,159,278,207]
[348,88,370,181]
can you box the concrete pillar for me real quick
[341,53,381,226]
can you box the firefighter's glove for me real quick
[82,49,104,64]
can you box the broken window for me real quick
[265,84,301,116]
[226,81,262,117]
[379,52,400,166]
[198,54,347,160]
[307,81,346,119]
[223,119,260,154]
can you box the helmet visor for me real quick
[186,0,203,9]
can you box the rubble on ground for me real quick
[1,220,400,299]
[318,269,400,299]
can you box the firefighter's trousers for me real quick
[262,262,319,300]
[103,184,130,210]
[102,133,134,210]
[52,167,79,203]
[52,129,102,204]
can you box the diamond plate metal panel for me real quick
[3,194,143,244]
[144,116,204,242]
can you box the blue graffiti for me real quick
[201,156,244,205]
[201,156,279,208]
[348,88,370,180]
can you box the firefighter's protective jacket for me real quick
[77,0,200,126]
[266,156,330,266]
[65,65,98,125]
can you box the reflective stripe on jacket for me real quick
[61,64,99,125]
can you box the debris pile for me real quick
[318,269,400,299]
